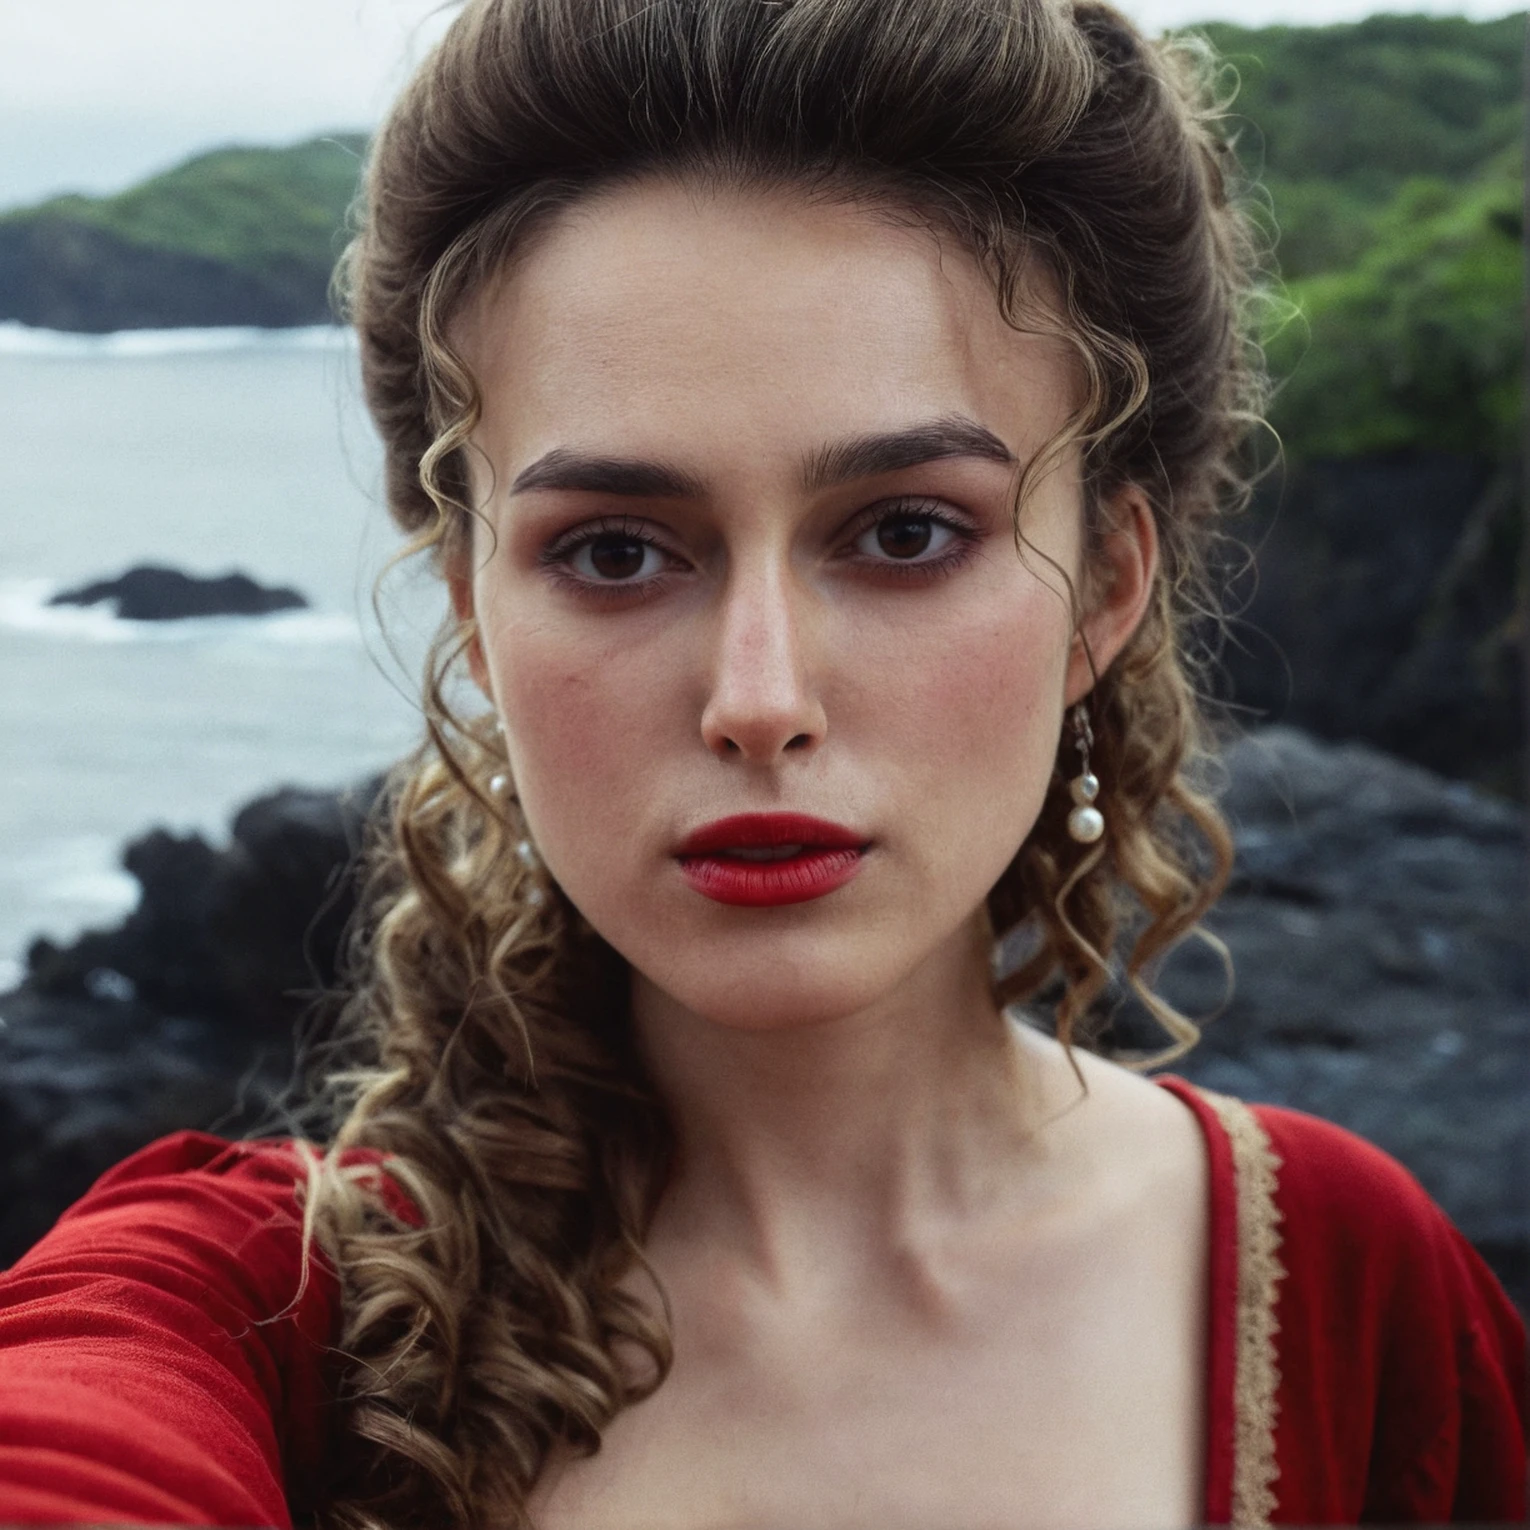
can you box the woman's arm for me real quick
[0,1131,339,1528]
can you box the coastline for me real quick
[0,320,354,357]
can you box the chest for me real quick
[529,1218,1208,1530]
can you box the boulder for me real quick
[48,564,308,621]
[23,779,380,1028]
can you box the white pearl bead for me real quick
[1068,805,1105,844]
[1070,771,1100,806]
[489,773,511,796]
[516,839,539,871]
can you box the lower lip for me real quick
[678,848,865,907]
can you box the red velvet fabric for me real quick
[1159,1077,1527,1524]
[1256,1105,1527,1523]
[0,1088,1523,1526]
[0,1134,334,1528]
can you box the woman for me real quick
[0,0,1523,1526]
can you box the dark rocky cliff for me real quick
[1219,452,1524,798]
[2,729,1524,1314]
[1147,727,1528,1304]
[0,213,335,332]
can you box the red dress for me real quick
[0,1078,1523,1527]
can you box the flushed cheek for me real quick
[490,620,674,870]
[856,604,1068,885]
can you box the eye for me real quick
[539,517,684,594]
[850,505,970,565]
[570,532,665,582]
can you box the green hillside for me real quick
[1192,14,1525,461]
[10,135,368,272]
[0,136,367,331]
[1202,15,1523,212]
[1266,162,1523,459]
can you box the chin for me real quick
[695,980,885,1033]
[622,918,945,1033]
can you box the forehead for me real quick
[456,178,1079,473]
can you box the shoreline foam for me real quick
[0,322,354,359]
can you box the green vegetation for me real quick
[1201,15,1523,217]
[1265,163,1523,459]
[0,137,368,331]
[1,135,367,277]
[1193,14,1525,461]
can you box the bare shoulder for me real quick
[1011,1024,1208,1217]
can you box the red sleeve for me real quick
[0,1131,342,1528]
[1254,1105,1527,1524]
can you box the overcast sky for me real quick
[1,0,1522,208]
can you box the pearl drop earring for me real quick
[1066,704,1105,845]
[515,836,545,907]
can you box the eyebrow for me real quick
[508,414,1015,499]
[803,415,1016,490]
[510,449,705,498]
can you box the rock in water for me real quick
[48,564,308,620]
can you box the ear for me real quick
[1064,485,1159,706]
[445,551,493,697]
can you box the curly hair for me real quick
[301,1,1267,1523]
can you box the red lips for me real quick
[676,813,868,907]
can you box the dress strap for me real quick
[1197,1088,1286,1526]
[1156,1076,1286,1527]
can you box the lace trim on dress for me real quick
[1198,1087,1286,1527]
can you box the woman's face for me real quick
[452,180,1153,1032]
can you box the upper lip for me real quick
[676,813,868,856]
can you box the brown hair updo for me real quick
[304,1,1264,1524]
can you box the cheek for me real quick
[859,590,1071,868]
[489,616,669,849]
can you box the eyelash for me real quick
[538,516,682,602]
[538,499,982,599]
[840,498,982,582]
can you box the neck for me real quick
[631,918,1062,1295]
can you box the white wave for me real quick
[42,864,140,915]
[0,321,354,359]
[0,837,142,959]
[0,956,22,995]
[0,578,361,645]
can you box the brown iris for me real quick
[589,535,647,579]
[876,516,934,559]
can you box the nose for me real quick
[699,557,827,763]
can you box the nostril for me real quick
[785,734,812,751]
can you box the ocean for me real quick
[0,324,440,986]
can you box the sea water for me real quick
[0,324,442,984]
